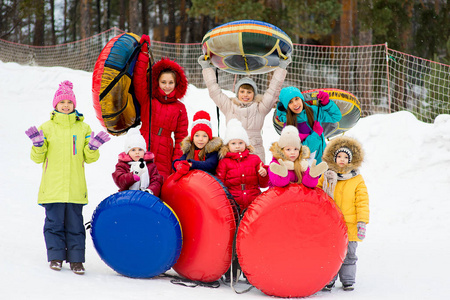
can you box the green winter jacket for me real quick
[30,111,100,205]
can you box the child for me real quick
[133,35,189,180]
[216,118,269,212]
[268,126,327,188]
[112,127,163,196]
[216,118,269,284]
[198,54,291,163]
[276,87,342,163]
[317,136,369,291]
[25,80,110,274]
[172,110,222,180]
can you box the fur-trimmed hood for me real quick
[219,144,255,159]
[180,136,223,155]
[229,94,264,108]
[269,141,310,172]
[322,136,364,174]
[152,57,188,103]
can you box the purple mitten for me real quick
[301,167,319,188]
[312,121,323,136]
[88,131,111,150]
[317,91,330,106]
[357,222,366,240]
[25,126,44,147]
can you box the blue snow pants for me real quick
[42,203,85,263]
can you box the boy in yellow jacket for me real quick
[26,81,110,274]
[317,136,369,291]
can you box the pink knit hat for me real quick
[53,80,76,108]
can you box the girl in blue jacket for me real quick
[276,87,341,163]
[172,110,222,180]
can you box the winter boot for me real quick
[322,282,335,291]
[49,260,62,271]
[70,262,85,275]
[343,283,354,291]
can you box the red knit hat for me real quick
[190,110,212,141]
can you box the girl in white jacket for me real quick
[198,55,291,163]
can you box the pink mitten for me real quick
[301,167,319,188]
[317,91,330,106]
[312,121,323,136]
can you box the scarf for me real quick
[322,169,360,200]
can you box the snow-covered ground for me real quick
[1,61,450,299]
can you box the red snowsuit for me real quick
[133,49,189,180]
[216,148,269,211]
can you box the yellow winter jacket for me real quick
[30,111,100,204]
[317,174,369,242]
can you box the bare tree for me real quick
[79,0,90,39]
[167,0,175,42]
[33,0,45,45]
[49,0,56,44]
[141,0,149,35]
[96,0,101,33]
[119,0,126,30]
[129,0,139,33]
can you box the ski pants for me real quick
[332,241,358,285]
[42,203,85,263]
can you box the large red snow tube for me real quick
[92,32,142,135]
[236,184,348,297]
[160,170,238,282]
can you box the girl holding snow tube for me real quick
[275,87,342,163]
[133,35,189,180]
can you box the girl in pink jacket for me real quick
[268,126,327,188]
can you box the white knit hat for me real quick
[278,126,301,149]
[124,127,147,154]
[223,119,250,146]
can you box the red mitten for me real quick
[312,121,323,136]
[317,90,330,106]
[139,34,151,51]
[172,161,190,181]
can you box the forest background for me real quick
[1,0,449,63]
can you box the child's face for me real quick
[283,146,300,162]
[159,72,176,95]
[55,100,75,114]
[228,139,246,153]
[237,87,254,102]
[335,152,349,167]
[288,97,303,114]
[128,147,145,161]
[193,131,209,149]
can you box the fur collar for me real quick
[180,136,223,154]
[219,144,255,159]
[322,136,364,174]
[229,94,264,107]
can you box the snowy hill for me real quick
[1,61,450,299]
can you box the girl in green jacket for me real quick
[25,81,110,275]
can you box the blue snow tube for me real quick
[90,190,182,278]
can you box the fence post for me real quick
[384,42,392,113]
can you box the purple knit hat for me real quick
[53,80,76,108]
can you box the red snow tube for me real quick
[92,32,142,135]
[160,170,238,282]
[236,184,348,297]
